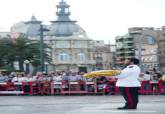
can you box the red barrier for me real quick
[22,82,41,95]
[139,81,153,94]
[96,81,106,95]
[41,81,51,95]
[86,81,97,94]
[107,80,118,95]
[6,82,16,91]
[0,82,23,95]
[69,81,87,94]
[158,80,165,94]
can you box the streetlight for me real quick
[45,62,49,74]
[24,60,30,73]
[39,24,49,72]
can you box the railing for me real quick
[0,80,165,95]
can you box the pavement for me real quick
[0,95,165,114]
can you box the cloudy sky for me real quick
[0,0,165,43]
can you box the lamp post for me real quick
[45,62,49,74]
[137,32,145,68]
[24,60,30,73]
[39,24,49,72]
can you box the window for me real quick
[152,55,157,61]
[78,53,85,62]
[59,53,69,61]
[147,36,156,45]
[56,41,69,48]
[75,41,87,48]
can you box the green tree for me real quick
[0,35,51,72]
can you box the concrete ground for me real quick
[0,95,165,114]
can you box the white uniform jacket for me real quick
[116,65,141,87]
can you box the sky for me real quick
[0,0,165,44]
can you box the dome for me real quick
[10,16,41,37]
[48,21,84,37]
[23,24,41,37]
[48,0,85,37]
[10,0,87,38]
[11,21,27,33]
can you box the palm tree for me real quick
[0,35,51,72]
[0,38,15,69]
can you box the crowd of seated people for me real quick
[0,71,93,83]
[0,71,114,93]
[0,69,165,95]
[138,68,164,81]
[0,69,165,84]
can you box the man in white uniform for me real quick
[116,58,141,110]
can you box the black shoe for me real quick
[128,107,137,109]
[117,106,128,110]
[117,106,137,110]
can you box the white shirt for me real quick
[69,75,78,82]
[12,77,18,82]
[18,77,28,82]
[116,65,141,87]
[53,76,62,82]
[138,73,151,81]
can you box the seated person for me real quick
[139,71,151,81]
[53,73,62,82]
[69,72,78,82]
[96,76,108,90]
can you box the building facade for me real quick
[116,34,135,61]
[129,27,159,71]
[157,27,165,72]
[10,0,113,72]
[0,32,10,39]
[92,40,114,70]
[116,27,159,71]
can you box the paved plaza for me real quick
[0,95,165,114]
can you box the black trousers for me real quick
[119,87,139,108]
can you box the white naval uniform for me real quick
[116,65,141,87]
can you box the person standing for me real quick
[116,58,141,110]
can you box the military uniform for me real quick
[116,65,141,109]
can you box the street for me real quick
[0,95,164,114]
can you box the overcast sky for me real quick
[0,0,165,43]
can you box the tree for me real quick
[0,35,51,72]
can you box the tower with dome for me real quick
[11,0,95,72]
[10,0,96,72]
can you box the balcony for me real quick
[124,51,134,54]
[129,30,141,34]
[116,51,124,54]
[116,54,125,58]
[116,56,125,59]
[124,40,134,43]
[124,45,134,48]
[125,55,134,59]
